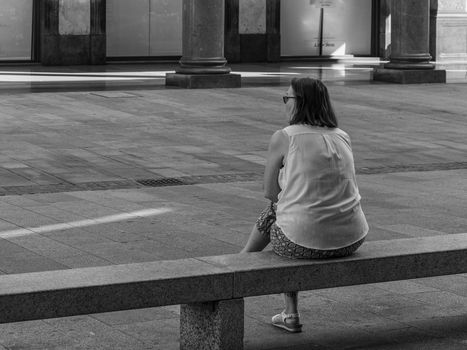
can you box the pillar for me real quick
[40,0,105,65]
[374,0,446,83]
[166,0,241,88]
[180,299,244,350]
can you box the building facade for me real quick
[0,0,465,66]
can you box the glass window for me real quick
[0,0,33,60]
[281,0,321,56]
[106,0,150,56]
[149,0,182,56]
[106,0,182,57]
[281,0,372,57]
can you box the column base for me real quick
[373,68,446,84]
[180,299,244,350]
[166,73,241,89]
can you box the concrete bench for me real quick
[0,233,466,350]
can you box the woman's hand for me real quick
[263,129,288,202]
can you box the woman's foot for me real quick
[271,310,302,333]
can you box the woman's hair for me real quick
[289,77,338,128]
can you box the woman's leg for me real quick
[241,202,275,253]
[284,292,299,314]
[240,224,270,253]
[272,291,302,332]
[268,226,300,321]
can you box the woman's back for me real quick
[276,124,368,250]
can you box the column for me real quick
[374,0,445,83]
[40,0,105,65]
[166,0,241,88]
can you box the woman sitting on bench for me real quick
[241,77,369,333]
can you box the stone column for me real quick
[374,0,445,83]
[166,0,241,88]
[40,0,105,65]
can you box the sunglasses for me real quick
[282,96,296,104]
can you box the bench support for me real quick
[180,298,244,350]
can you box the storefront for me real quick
[1,0,466,65]
[0,0,376,62]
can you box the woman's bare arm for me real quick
[263,129,288,202]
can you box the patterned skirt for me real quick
[256,202,364,259]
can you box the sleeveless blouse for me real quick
[275,124,368,250]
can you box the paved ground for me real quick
[0,61,466,349]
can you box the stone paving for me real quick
[0,62,466,349]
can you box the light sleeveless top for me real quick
[276,124,368,250]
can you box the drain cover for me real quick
[136,178,186,187]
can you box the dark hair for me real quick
[289,77,338,128]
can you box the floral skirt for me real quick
[256,202,364,259]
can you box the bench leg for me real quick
[180,298,244,350]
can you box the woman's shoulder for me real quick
[270,128,289,144]
[268,129,289,154]
[282,124,350,136]
[333,127,350,138]
[282,124,310,135]
[284,124,342,135]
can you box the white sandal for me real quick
[271,310,303,333]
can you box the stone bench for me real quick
[0,233,466,349]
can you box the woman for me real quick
[241,77,368,333]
